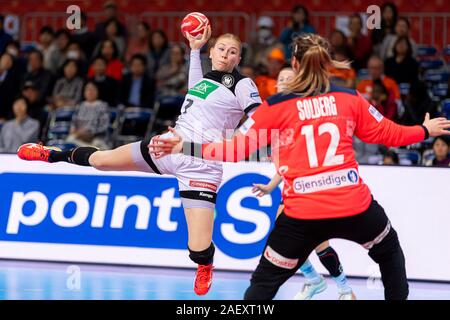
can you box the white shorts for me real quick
[131,132,223,209]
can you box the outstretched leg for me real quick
[18,142,149,173]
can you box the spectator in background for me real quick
[156,44,187,98]
[0,15,13,54]
[21,81,47,125]
[37,26,57,71]
[66,81,110,150]
[380,17,417,60]
[125,21,151,63]
[347,13,372,71]
[357,55,400,107]
[247,16,280,71]
[89,56,119,107]
[0,53,21,121]
[371,2,398,56]
[424,136,450,167]
[64,42,88,76]
[239,65,256,82]
[279,5,315,61]
[92,18,126,60]
[48,29,71,75]
[382,149,399,165]
[330,47,356,88]
[384,36,419,85]
[120,54,155,108]
[72,12,98,61]
[21,50,53,108]
[88,39,124,81]
[147,29,171,75]
[94,0,127,41]
[5,41,27,75]
[369,79,398,121]
[52,59,84,108]
[255,47,285,100]
[400,81,437,126]
[329,29,352,58]
[0,97,39,153]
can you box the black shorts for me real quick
[263,198,391,270]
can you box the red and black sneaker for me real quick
[17,143,60,162]
[194,264,214,296]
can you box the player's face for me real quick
[210,38,241,73]
[277,69,295,92]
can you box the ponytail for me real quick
[283,34,350,97]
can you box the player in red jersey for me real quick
[150,34,450,300]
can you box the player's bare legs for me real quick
[88,144,141,171]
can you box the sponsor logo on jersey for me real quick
[189,180,218,192]
[264,246,298,269]
[250,92,260,98]
[221,75,234,88]
[293,168,360,194]
[188,80,219,99]
[369,105,384,122]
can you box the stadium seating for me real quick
[441,99,450,118]
[422,148,436,165]
[115,107,155,145]
[417,45,438,59]
[151,96,184,134]
[45,107,76,141]
[419,59,444,70]
[399,83,411,96]
[47,121,71,140]
[395,149,422,165]
[423,69,450,83]
[357,68,370,80]
[46,139,77,152]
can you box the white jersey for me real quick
[175,51,262,144]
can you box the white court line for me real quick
[23,289,44,292]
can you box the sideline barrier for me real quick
[0,155,449,281]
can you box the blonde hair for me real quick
[283,34,350,97]
[214,33,242,54]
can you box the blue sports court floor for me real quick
[0,260,449,300]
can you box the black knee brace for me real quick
[188,243,215,265]
[368,228,409,300]
[71,147,98,166]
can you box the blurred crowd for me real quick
[0,1,449,167]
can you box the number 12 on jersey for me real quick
[300,122,344,168]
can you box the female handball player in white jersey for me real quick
[149,34,450,300]
[252,67,355,300]
[17,26,262,296]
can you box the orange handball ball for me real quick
[181,12,210,38]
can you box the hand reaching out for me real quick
[148,127,183,159]
[422,113,450,137]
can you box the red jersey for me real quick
[198,85,427,220]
